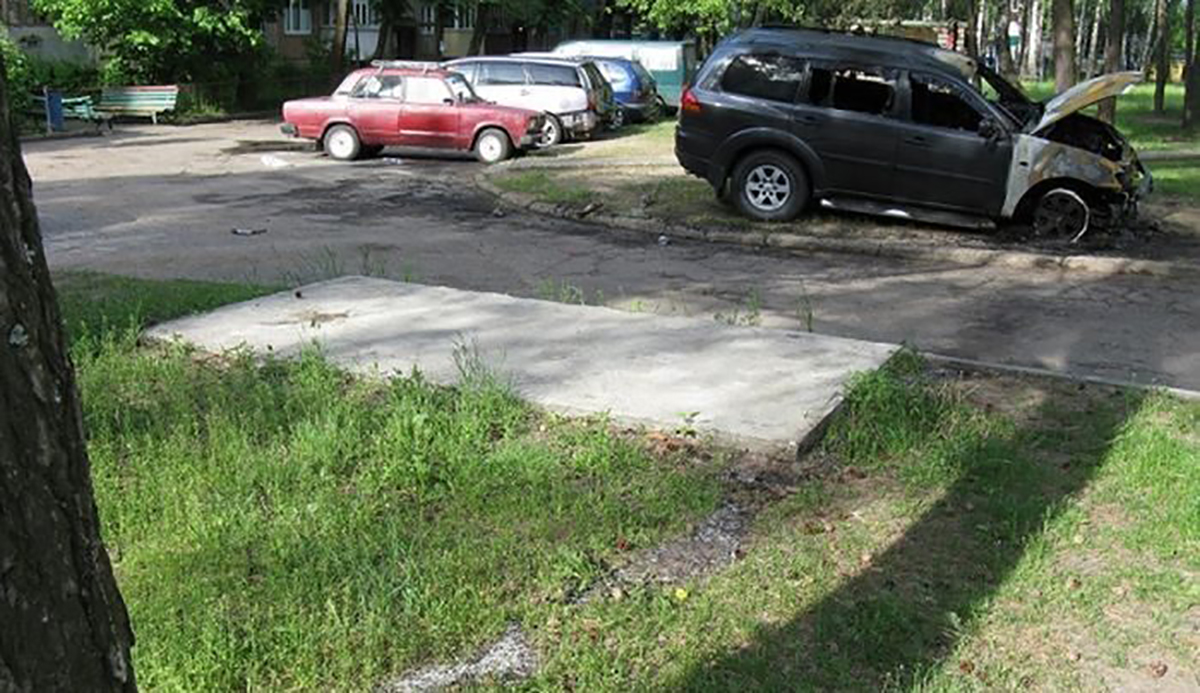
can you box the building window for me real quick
[284,0,312,35]
[451,2,475,30]
[328,1,380,28]
[419,3,436,35]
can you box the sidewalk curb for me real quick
[475,172,1199,280]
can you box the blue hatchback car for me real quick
[589,57,663,125]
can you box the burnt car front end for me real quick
[1002,114,1152,229]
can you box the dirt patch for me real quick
[375,625,538,692]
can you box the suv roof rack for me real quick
[370,60,443,72]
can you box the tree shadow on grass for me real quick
[675,378,1144,691]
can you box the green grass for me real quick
[1145,159,1200,200]
[519,354,1199,690]
[62,272,724,691]
[57,273,1199,691]
[493,170,599,206]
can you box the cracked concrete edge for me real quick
[474,172,1199,280]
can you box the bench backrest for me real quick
[99,85,180,113]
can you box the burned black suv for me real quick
[676,28,1151,238]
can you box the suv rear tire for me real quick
[731,150,809,222]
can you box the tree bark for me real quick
[1154,0,1169,111]
[1099,0,1126,121]
[1088,1,1104,76]
[0,54,137,693]
[469,2,490,55]
[331,0,350,74]
[1188,0,1196,69]
[1053,0,1077,91]
[1025,0,1044,78]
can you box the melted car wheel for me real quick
[323,124,361,161]
[1033,188,1091,241]
[475,129,512,164]
[731,151,808,222]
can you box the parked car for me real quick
[444,56,613,146]
[589,56,663,124]
[675,27,1151,237]
[280,63,544,164]
[553,39,698,110]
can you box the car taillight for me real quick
[680,85,701,115]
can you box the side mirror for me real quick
[443,97,456,106]
[978,117,1003,141]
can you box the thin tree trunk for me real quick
[1185,0,1195,78]
[1099,0,1125,121]
[1089,1,1104,76]
[469,2,489,55]
[1154,0,1169,111]
[966,0,981,57]
[1142,6,1158,76]
[1185,52,1200,128]
[0,53,137,693]
[434,2,447,60]
[372,14,393,61]
[1026,0,1044,78]
[1054,0,1077,91]
[331,0,350,73]
[1075,0,1089,73]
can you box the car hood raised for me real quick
[1031,71,1142,133]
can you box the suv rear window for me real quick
[527,63,581,87]
[808,66,896,116]
[721,54,805,103]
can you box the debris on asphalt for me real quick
[231,227,267,236]
[492,207,506,218]
[578,201,603,218]
[657,234,671,247]
[375,624,538,692]
[381,157,406,165]
[259,154,290,169]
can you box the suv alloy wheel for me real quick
[731,151,809,222]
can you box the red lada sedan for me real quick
[281,62,545,164]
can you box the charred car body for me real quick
[675,28,1151,237]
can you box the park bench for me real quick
[29,92,111,133]
[97,85,179,124]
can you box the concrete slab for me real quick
[146,277,898,450]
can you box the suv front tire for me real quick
[731,150,809,222]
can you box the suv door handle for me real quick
[904,135,930,147]
[795,114,822,125]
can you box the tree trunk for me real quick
[1075,0,1089,75]
[1088,1,1104,76]
[1053,0,1077,91]
[0,54,137,693]
[1026,0,1044,78]
[372,14,394,61]
[1099,0,1125,121]
[1154,0,1169,111]
[434,2,447,60]
[469,2,489,55]
[1186,0,1195,79]
[1185,53,1200,128]
[966,0,981,57]
[331,0,350,74]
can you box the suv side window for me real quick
[808,65,897,116]
[721,54,805,103]
[527,63,581,87]
[479,62,528,86]
[910,73,983,132]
